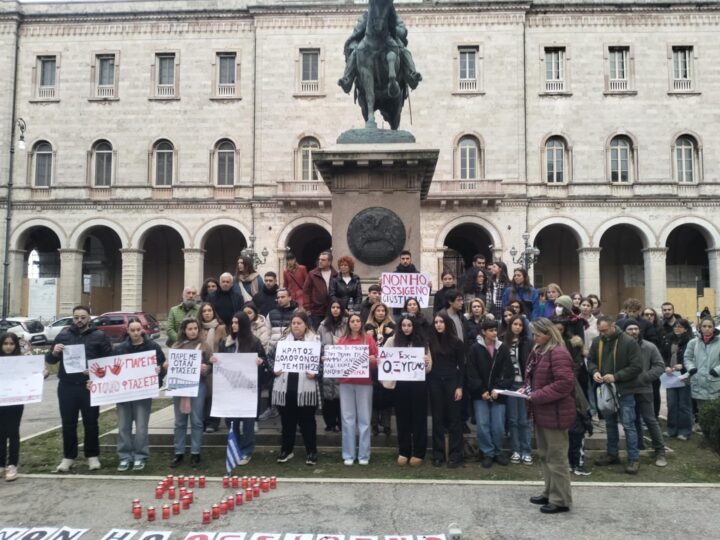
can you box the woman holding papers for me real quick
[661,318,693,439]
[113,320,165,472]
[683,316,720,418]
[271,311,320,466]
[523,318,576,514]
[385,315,432,466]
[216,311,268,466]
[336,313,378,465]
[197,302,227,434]
[365,302,396,436]
[318,301,347,432]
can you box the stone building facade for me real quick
[1,0,719,318]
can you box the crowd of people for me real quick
[2,249,719,513]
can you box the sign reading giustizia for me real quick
[380,273,431,308]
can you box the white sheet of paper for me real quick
[323,345,370,379]
[165,349,202,397]
[62,344,87,374]
[211,353,258,418]
[380,272,432,308]
[0,355,45,406]
[493,389,530,400]
[377,347,425,382]
[660,371,687,389]
[274,341,321,374]
[88,352,160,406]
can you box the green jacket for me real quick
[684,330,720,401]
[166,302,200,345]
[587,327,642,395]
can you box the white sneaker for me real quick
[238,455,252,466]
[358,459,369,466]
[343,459,354,466]
[5,465,17,481]
[510,452,521,464]
[88,457,102,471]
[522,454,534,465]
[55,458,74,473]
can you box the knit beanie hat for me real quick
[624,318,641,330]
[555,295,573,313]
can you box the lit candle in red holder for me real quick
[235,492,243,506]
[223,475,230,488]
[245,488,252,502]
[188,475,196,488]
[155,487,164,499]
[261,480,269,493]
[211,504,220,520]
[270,476,277,489]
[166,474,174,487]
[187,490,194,503]
[226,495,235,511]
[232,476,239,489]
[251,476,258,486]
[133,506,142,520]
[172,500,180,515]
[199,475,206,488]
[147,506,156,522]
[177,475,185,487]
[202,510,211,524]
[168,487,176,499]
[220,501,228,515]
[131,499,140,510]
[182,495,191,510]
[179,487,187,500]
[161,505,170,520]
[241,476,249,489]
[252,485,260,498]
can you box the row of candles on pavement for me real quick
[132,474,278,523]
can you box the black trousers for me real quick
[58,381,99,459]
[568,429,585,468]
[395,381,427,459]
[279,401,317,454]
[0,405,23,466]
[322,398,341,430]
[652,379,661,418]
[428,377,463,463]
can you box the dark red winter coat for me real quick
[525,345,576,430]
[302,266,337,317]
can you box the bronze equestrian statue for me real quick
[338,0,422,130]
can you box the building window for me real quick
[674,135,699,183]
[457,136,481,180]
[298,137,320,181]
[36,56,57,99]
[216,140,236,186]
[298,49,320,93]
[32,141,53,187]
[545,137,566,183]
[458,47,477,91]
[609,136,634,183]
[94,54,116,98]
[154,53,178,98]
[153,140,174,187]
[671,46,694,92]
[215,52,238,97]
[608,47,628,91]
[92,140,113,187]
[544,47,565,92]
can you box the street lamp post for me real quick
[509,232,541,270]
[240,233,269,269]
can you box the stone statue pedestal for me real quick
[313,143,439,280]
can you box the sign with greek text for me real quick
[89,352,159,406]
[0,355,45,406]
[62,344,86,374]
[165,349,203,397]
[377,348,425,382]
[211,353,259,418]
[274,341,321,374]
[380,273,431,308]
[323,345,369,379]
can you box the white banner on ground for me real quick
[211,353,258,418]
[88,352,159,406]
[274,341,321,374]
[48,528,88,540]
[322,345,369,379]
[165,349,202,397]
[377,348,425,382]
[380,273,431,308]
[62,344,86,374]
[0,355,45,406]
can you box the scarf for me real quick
[202,319,219,351]
[271,332,320,407]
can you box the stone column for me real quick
[577,247,602,297]
[183,248,205,290]
[6,249,26,315]
[643,247,668,310]
[58,249,84,315]
[706,248,720,309]
[120,248,145,311]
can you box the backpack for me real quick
[596,382,619,416]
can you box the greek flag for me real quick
[226,422,243,474]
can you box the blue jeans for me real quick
[340,383,373,461]
[473,399,506,458]
[666,385,693,438]
[173,382,207,455]
[604,393,639,461]
[116,398,152,462]
[506,388,532,456]
[227,418,256,457]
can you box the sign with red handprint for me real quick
[89,352,160,406]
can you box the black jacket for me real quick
[209,288,244,327]
[329,273,363,311]
[252,286,278,316]
[428,336,465,387]
[466,339,514,403]
[433,286,454,314]
[45,323,113,385]
[115,335,167,387]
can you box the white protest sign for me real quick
[323,345,369,379]
[377,347,425,382]
[211,353,259,418]
[165,349,202,397]
[274,341,321,374]
[62,344,86,374]
[88,352,160,406]
[0,355,45,406]
[381,273,431,308]
[660,371,688,389]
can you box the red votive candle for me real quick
[235,492,243,506]
[155,487,164,499]
[232,475,239,489]
[188,475,196,488]
[226,495,235,510]
[223,475,230,488]
[211,504,220,520]
[147,506,156,522]
[187,490,194,503]
[241,476,249,489]
[178,475,185,487]
[199,475,206,488]
[182,495,191,510]
[245,488,252,502]
[202,510,211,524]
[172,500,180,515]
[161,505,170,520]
[133,506,142,519]
[168,487,176,499]
[270,476,277,489]
[220,501,228,515]
[252,485,260,498]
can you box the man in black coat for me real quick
[209,272,244,327]
[252,271,279,316]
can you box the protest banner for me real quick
[274,341,321,374]
[380,273,431,308]
[211,353,259,418]
[322,345,369,379]
[165,349,202,397]
[88,352,160,406]
[377,348,425,382]
[0,355,45,406]
[62,344,86,374]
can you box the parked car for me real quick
[93,311,161,344]
[44,316,74,342]
[0,317,48,346]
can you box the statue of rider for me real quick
[338,6,422,94]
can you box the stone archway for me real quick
[598,224,646,315]
[532,224,580,292]
[286,224,332,270]
[201,225,248,282]
[140,226,185,316]
[441,223,493,278]
[76,226,124,314]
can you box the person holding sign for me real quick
[427,312,465,468]
[335,313,378,465]
[385,316,431,466]
[46,305,112,473]
[165,319,212,469]
[365,302,396,436]
[271,311,320,466]
[112,320,165,471]
[318,301,347,432]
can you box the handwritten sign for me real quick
[62,344,86,374]
[211,353,258,418]
[88,352,159,406]
[660,371,689,389]
[165,349,202,397]
[381,272,431,308]
[323,345,369,379]
[274,341,321,374]
[377,347,425,382]
[0,355,45,406]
